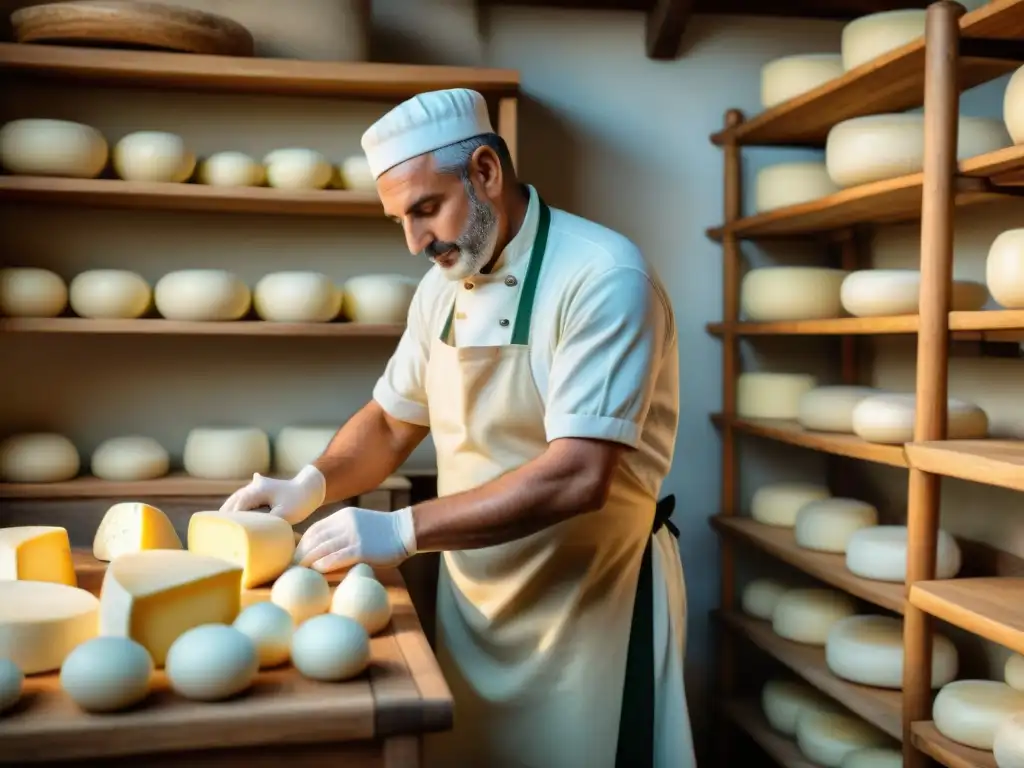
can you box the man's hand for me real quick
[219,465,326,525]
[294,506,418,573]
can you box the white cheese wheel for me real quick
[0,581,100,674]
[165,624,258,701]
[741,267,848,321]
[826,614,958,690]
[995,712,1024,768]
[933,680,1024,750]
[841,269,988,317]
[253,271,342,323]
[742,578,791,620]
[188,509,295,589]
[761,54,845,109]
[233,601,294,668]
[59,636,152,713]
[198,151,265,187]
[842,9,925,71]
[796,710,889,767]
[772,588,856,645]
[264,148,332,190]
[154,269,251,321]
[755,162,841,213]
[91,436,169,481]
[737,372,819,420]
[840,748,903,768]
[274,426,336,476]
[113,131,195,183]
[68,269,151,319]
[1005,653,1024,691]
[751,482,832,527]
[761,678,836,736]
[338,155,376,192]
[845,525,961,582]
[0,433,80,483]
[798,386,882,433]
[348,563,376,581]
[0,267,68,318]
[987,229,1024,309]
[826,114,1010,187]
[795,499,879,553]
[0,118,108,178]
[291,613,370,681]
[0,659,22,714]
[92,501,182,561]
[183,427,270,480]
[271,566,331,625]
[343,274,418,324]
[330,575,392,635]
[0,525,76,586]
[1006,65,1024,144]
[851,393,989,444]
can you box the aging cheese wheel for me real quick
[772,588,856,645]
[798,386,881,433]
[338,155,376,192]
[933,680,1024,750]
[987,229,1024,309]
[91,435,169,481]
[995,712,1024,768]
[761,54,845,109]
[331,575,392,636]
[60,636,152,713]
[113,131,195,183]
[742,578,791,620]
[198,151,265,187]
[740,267,848,321]
[93,502,182,561]
[751,482,832,527]
[68,269,151,319]
[183,427,270,480]
[0,525,76,586]
[343,274,418,324]
[796,710,889,767]
[755,162,840,212]
[291,613,370,681]
[845,525,961,582]
[253,271,342,323]
[0,118,108,178]
[851,393,988,444]
[841,269,988,317]
[840,748,903,768]
[737,372,819,420]
[271,566,331,625]
[188,509,295,589]
[165,624,258,701]
[1007,65,1024,144]
[1005,653,1024,691]
[0,432,80,483]
[263,148,332,190]
[841,9,926,71]
[825,614,958,690]
[0,659,22,714]
[233,601,293,668]
[794,498,878,553]
[274,426,336,476]
[761,678,836,736]
[155,269,251,321]
[0,581,100,674]
[0,267,68,317]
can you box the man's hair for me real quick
[432,132,514,179]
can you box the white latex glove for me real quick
[294,505,417,573]
[219,464,326,525]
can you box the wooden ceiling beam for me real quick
[647,0,695,59]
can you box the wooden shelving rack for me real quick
[710,2,1024,767]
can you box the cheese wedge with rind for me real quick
[188,510,294,589]
[0,525,77,586]
[93,502,183,562]
[0,581,99,673]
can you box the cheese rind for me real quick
[154,269,251,322]
[742,579,791,621]
[198,151,264,187]
[845,525,961,582]
[91,436,170,482]
[0,581,99,674]
[755,162,840,212]
[183,427,270,480]
[0,118,108,178]
[760,54,844,109]
[92,502,183,562]
[751,482,832,527]
[343,274,418,324]
[772,588,856,645]
[0,267,67,317]
[188,510,295,588]
[113,131,195,183]
[68,269,151,319]
[841,9,927,70]
[741,267,848,322]
[254,271,342,323]
[933,680,1024,750]
[761,678,836,736]
[796,710,889,767]
[798,386,882,433]
[274,426,336,476]
[794,499,878,554]
[0,432,80,483]
[841,269,988,317]
[1007,65,1024,144]
[263,148,332,190]
[852,393,988,444]
[987,228,1024,310]
[0,525,77,586]
[737,372,819,420]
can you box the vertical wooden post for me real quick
[839,231,861,387]
[497,97,518,171]
[902,4,962,767]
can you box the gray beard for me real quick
[423,180,499,280]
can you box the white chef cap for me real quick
[360,88,493,179]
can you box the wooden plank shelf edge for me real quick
[706,310,1024,339]
[905,440,1024,492]
[909,578,1024,657]
[911,721,997,768]
[0,318,406,338]
[722,699,819,768]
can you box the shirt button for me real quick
[504,275,518,287]
[499,318,510,327]
[464,282,474,290]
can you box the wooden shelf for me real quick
[722,699,819,768]
[909,578,1024,656]
[711,0,1024,146]
[0,318,405,338]
[905,440,1024,493]
[911,721,997,768]
[720,610,903,739]
[711,414,908,467]
[712,515,905,613]
[707,310,1024,340]
[0,43,520,99]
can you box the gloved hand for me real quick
[294,505,418,573]
[219,464,326,525]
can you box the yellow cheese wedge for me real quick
[0,525,77,586]
[92,501,183,561]
[188,510,295,589]
[98,550,243,666]
[0,581,99,673]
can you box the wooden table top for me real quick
[0,554,452,763]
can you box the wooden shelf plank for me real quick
[720,611,903,739]
[0,43,520,99]
[911,721,997,768]
[960,144,1024,180]
[910,578,1024,656]
[712,515,905,613]
[706,311,1024,339]
[711,0,1024,146]
[711,414,909,467]
[905,440,1024,492]
[722,699,820,768]
[0,318,405,338]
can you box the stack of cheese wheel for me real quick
[798,386,882,433]
[796,709,889,766]
[68,270,152,319]
[740,267,848,321]
[0,268,68,317]
[198,151,265,187]
[1007,65,1024,144]
[755,162,840,212]
[841,269,988,317]
[760,54,844,109]
[741,578,791,620]
[987,229,1024,309]
[154,269,251,321]
[0,118,108,178]
[851,393,989,444]
[772,588,855,645]
[253,271,342,323]
[933,680,1024,751]
[761,678,836,736]
[113,131,196,183]
[91,436,170,481]
[737,372,818,420]
[751,482,831,527]
[264,148,332,190]
[995,654,1024,767]
[0,433,80,482]
[274,426,336,476]
[846,525,962,582]
[343,274,418,324]
[794,498,878,554]
[183,427,270,480]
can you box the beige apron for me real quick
[423,200,695,768]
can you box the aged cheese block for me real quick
[846,525,961,582]
[1007,65,1024,144]
[755,161,840,212]
[188,509,295,588]
[253,271,342,323]
[995,712,1024,768]
[0,581,99,674]
[165,624,259,701]
[987,229,1024,309]
[0,267,68,317]
[761,54,845,109]
[198,150,265,187]
[0,118,108,178]
[68,269,151,319]
[841,269,988,317]
[343,274,418,324]
[762,679,836,736]
[291,613,370,682]
[798,386,881,433]
[233,601,293,668]
[773,588,856,645]
[0,432,80,483]
[851,393,989,444]
[751,482,831,527]
[183,426,270,480]
[794,498,878,553]
[60,636,152,713]
[933,680,1024,750]
[274,426,336,475]
[271,566,331,625]
[264,148,332,190]
[154,269,251,321]
[113,131,195,183]
[0,526,76,586]
[91,435,169,481]
[737,372,818,420]
[740,267,848,321]
[0,659,22,714]
[330,574,392,635]
[796,710,889,767]
[93,502,182,561]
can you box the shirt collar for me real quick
[480,184,539,278]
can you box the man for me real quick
[220,88,695,767]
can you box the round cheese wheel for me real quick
[59,636,152,712]
[233,601,294,669]
[338,155,376,192]
[740,267,848,321]
[0,581,100,674]
[0,267,68,318]
[987,229,1024,309]
[995,712,1024,768]
[0,118,108,178]
[343,274,418,324]
[90,435,169,481]
[263,148,332,190]
[1006,65,1024,144]
[851,393,989,444]
[933,680,1024,750]
[68,269,151,319]
[742,578,791,620]
[0,433,80,483]
[165,624,259,702]
[271,566,331,625]
[182,427,270,480]
[331,575,392,635]
[154,269,251,321]
[796,710,889,767]
[755,162,840,213]
[253,271,342,323]
[291,613,370,681]
[841,9,925,71]
[841,269,988,317]
[198,151,265,187]
[761,54,845,109]
[348,563,375,581]
[795,498,879,553]
[1005,653,1024,691]
[798,386,882,433]
[845,525,961,582]
[826,614,958,690]
[772,588,856,645]
[274,426,335,476]
[113,131,195,183]
[737,372,819,420]
[762,679,836,736]
[839,748,903,768]
[0,659,23,714]
[826,114,1010,187]
[751,482,832,527]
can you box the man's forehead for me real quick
[378,155,451,214]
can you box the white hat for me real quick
[360,88,493,179]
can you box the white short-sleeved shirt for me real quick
[373,184,679,496]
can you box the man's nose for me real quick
[403,221,432,256]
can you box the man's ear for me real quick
[469,145,503,199]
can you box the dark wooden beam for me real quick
[646,0,695,59]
